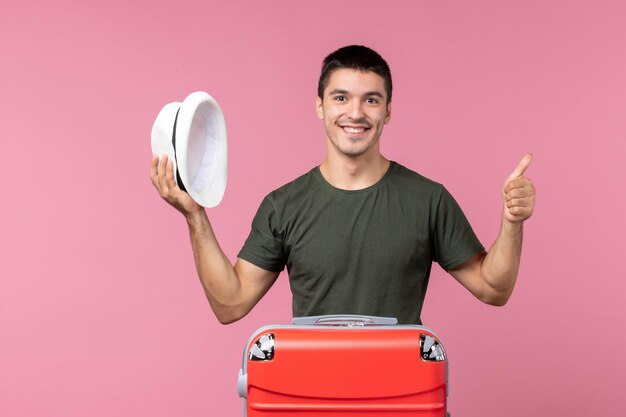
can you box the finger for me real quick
[157,155,170,191]
[508,206,533,218]
[506,198,532,209]
[150,155,158,174]
[164,158,179,190]
[149,156,159,186]
[157,154,168,176]
[504,177,534,194]
[504,187,534,201]
[507,153,533,182]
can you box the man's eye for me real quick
[366,98,379,104]
[334,96,346,101]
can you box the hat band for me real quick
[171,108,187,193]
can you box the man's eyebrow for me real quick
[364,91,384,98]
[328,89,385,98]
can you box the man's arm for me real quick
[150,155,279,324]
[448,154,535,306]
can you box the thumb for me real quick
[506,153,533,182]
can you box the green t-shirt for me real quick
[238,161,484,324]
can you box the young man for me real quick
[150,45,535,325]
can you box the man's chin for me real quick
[338,146,370,158]
[328,135,378,158]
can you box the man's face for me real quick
[316,69,391,158]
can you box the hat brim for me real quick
[151,101,182,185]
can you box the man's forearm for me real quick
[480,215,524,305]
[185,211,243,320]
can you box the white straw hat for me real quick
[151,92,228,208]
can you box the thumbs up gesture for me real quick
[503,154,535,223]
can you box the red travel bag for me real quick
[237,315,449,416]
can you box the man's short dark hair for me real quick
[318,45,393,103]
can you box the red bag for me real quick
[238,315,449,416]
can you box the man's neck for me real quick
[319,151,390,191]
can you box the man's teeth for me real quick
[343,127,365,134]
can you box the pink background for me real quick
[1,1,625,416]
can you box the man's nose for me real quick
[347,100,365,119]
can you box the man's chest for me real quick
[280,194,433,275]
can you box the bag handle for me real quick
[291,314,398,326]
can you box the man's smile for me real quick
[339,124,370,137]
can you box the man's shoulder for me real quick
[264,166,321,205]
[388,161,445,194]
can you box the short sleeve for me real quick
[238,195,286,272]
[432,187,485,271]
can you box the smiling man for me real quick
[150,45,535,325]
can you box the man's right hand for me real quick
[149,155,204,218]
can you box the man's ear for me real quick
[316,96,324,120]
[384,102,392,124]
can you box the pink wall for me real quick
[1,1,624,416]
